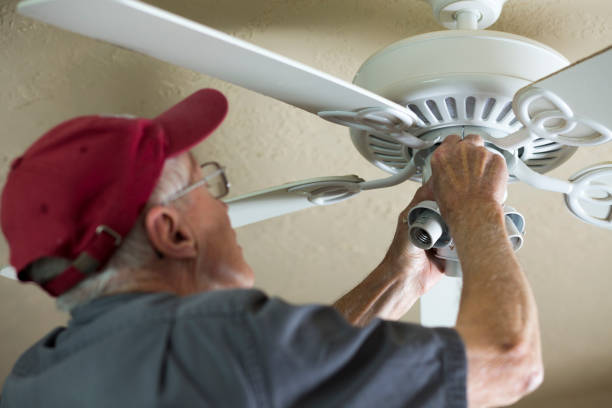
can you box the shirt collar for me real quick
[69,293,149,327]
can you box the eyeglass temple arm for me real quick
[0,266,17,280]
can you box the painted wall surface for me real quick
[1,0,611,405]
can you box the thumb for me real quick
[412,180,435,204]
[400,181,436,220]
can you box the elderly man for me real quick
[1,89,542,407]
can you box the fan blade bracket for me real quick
[510,156,612,230]
[512,88,612,147]
[488,127,533,150]
[508,154,573,194]
[565,163,612,230]
[318,107,434,150]
[287,176,364,205]
[225,176,364,228]
[511,46,612,147]
[359,160,418,190]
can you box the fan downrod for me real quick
[424,0,508,30]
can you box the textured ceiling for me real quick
[1,0,611,406]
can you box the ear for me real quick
[144,205,198,259]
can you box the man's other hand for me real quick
[384,182,445,297]
[334,182,446,325]
[430,134,508,226]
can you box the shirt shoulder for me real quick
[174,288,270,318]
[236,296,467,408]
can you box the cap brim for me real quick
[153,88,228,156]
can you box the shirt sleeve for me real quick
[244,295,467,408]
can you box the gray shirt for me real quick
[1,289,466,407]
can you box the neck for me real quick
[108,259,213,296]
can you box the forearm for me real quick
[449,201,542,405]
[428,134,543,406]
[333,261,421,327]
[449,201,539,349]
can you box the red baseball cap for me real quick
[1,89,228,296]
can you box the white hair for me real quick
[30,156,192,312]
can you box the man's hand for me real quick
[429,134,543,407]
[430,133,507,225]
[383,182,445,297]
[378,132,507,299]
[333,183,446,326]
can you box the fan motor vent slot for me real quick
[382,160,408,166]
[408,104,430,125]
[496,102,513,122]
[517,136,575,174]
[369,145,402,154]
[445,97,458,119]
[369,135,401,147]
[481,98,496,120]
[528,156,557,162]
[535,140,557,148]
[465,96,476,119]
[533,148,561,155]
[426,100,444,122]
[376,153,404,160]
[366,133,410,171]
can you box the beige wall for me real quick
[1,0,611,405]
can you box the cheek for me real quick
[196,199,232,236]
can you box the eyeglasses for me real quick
[164,161,230,203]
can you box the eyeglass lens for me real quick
[200,162,229,199]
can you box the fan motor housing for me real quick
[350,30,576,178]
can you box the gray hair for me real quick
[29,156,192,312]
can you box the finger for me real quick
[442,134,461,146]
[412,183,435,203]
[421,178,435,196]
[401,183,436,218]
[463,133,484,146]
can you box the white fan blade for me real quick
[510,45,612,147]
[225,176,363,228]
[226,189,317,229]
[420,272,463,327]
[17,0,424,139]
[0,266,17,280]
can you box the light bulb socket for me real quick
[408,208,445,250]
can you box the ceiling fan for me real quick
[4,0,612,327]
